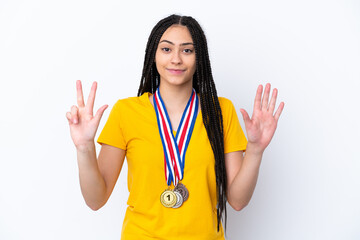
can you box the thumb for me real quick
[94,104,109,122]
[239,108,251,126]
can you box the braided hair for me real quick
[137,14,227,232]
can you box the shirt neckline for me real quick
[140,92,201,134]
[140,92,201,112]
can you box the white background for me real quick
[0,0,359,239]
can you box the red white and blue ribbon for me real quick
[153,88,199,186]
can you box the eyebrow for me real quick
[159,40,194,46]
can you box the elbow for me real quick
[228,200,248,212]
[86,201,105,211]
[83,191,108,211]
[89,205,102,211]
[233,203,248,212]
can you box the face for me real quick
[155,25,196,88]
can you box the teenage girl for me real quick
[66,14,284,240]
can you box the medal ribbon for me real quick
[154,88,199,186]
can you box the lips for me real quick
[167,68,185,75]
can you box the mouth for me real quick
[167,68,185,74]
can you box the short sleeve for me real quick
[97,100,127,150]
[220,98,248,153]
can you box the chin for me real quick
[161,76,191,86]
[166,80,192,87]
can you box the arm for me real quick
[66,80,125,210]
[77,143,125,210]
[226,83,284,211]
[225,146,262,211]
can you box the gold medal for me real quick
[160,189,177,208]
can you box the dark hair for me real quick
[137,14,227,232]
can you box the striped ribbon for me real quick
[153,88,199,186]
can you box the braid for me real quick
[185,18,227,231]
[138,14,228,232]
[138,16,175,95]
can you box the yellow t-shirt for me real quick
[97,92,247,240]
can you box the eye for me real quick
[161,47,171,52]
[183,49,193,53]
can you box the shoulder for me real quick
[217,97,235,112]
[218,96,233,106]
[113,93,151,110]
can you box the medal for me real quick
[174,183,189,202]
[172,191,184,208]
[160,189,177,208]
[154,88,199,208]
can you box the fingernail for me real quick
[73,119,78,124]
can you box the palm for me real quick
[69,106,98,145]
[240,84,284,152]
[66,80,108,148]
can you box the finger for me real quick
[240,108,251,127]
[71,105,79,124]
[261,83,271,110]
[274,102,285,121]
[268,88,278,113]
[66,112,73,124]
[254,85,263,111]
[86,81,97,115]
[94,104,109,122]
[76,80,85,107]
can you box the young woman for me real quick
[66,14,284,239]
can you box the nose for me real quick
[170,49,182,65]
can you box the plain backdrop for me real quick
[0,0,359,239]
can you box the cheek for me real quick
[154,48,163,62]
[155,51,166,66]
[190,58,196,73]
[155,62,162,75]
[154,54,162,72]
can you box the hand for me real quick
[66,80,108,149]
[240,83,284,153]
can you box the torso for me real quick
[97,92,247,240]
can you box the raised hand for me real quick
[66,80,108,149]
[240,83,284,153]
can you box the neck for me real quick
[158,82,193,112]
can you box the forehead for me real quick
[159,25,193,43]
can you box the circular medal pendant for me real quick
[174,183,189,201]
[172,191,184,208]
[160,190,177,208]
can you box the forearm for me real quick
[227,143,263,211]
[77,142,107,210]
